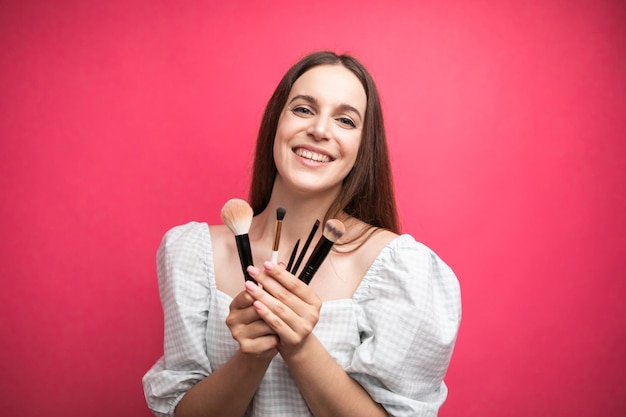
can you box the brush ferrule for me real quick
[235,234,256,283]
[272,221,283,251]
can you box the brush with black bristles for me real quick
[221,198,255,283]
[298,219,345,285]
[270,207,286,263]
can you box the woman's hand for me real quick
[226,288,279,360]
[245,261,322,356]
[245,262,387,417]
[177,290,279,417]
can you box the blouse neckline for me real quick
[204,223,412,304]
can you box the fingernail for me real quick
[247,265,259,277]
[244,280,257,292]
[263,261,275,271]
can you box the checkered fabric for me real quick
[143,222,461,417]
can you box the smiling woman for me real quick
[142,51,461,417]
[3,0,624,415]
[273,65,365,202]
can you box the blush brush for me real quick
[221,198,255,283]
[298,219,345,285]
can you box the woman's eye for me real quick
[292,106,312,115]
[338,117,356,128]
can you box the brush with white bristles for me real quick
[221,198,255,283]
[298,219,345,285]
[270,207,286,263]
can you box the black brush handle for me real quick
[291,220,319,274]
[286,239,300,273]
[235,234,256,283]
[298,236,333,285]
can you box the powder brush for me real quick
[220,198,255,283]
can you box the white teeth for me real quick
[295,148,331,163]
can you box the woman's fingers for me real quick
[227,291,260,324]
[238,335,279,357]
[244,280,299,329]
[248,263,322,316]
[227,290,279,357]
[244,264,322,348]
[234,320,279,355]
[250,298,304,347]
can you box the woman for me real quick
[143,51,461,417]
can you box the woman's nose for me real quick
[307,115,332,141]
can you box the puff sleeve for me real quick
[347,235,461,417]
[142,222,214,417]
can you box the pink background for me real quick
[1,0,624,415]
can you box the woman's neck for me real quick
[251,198,334,242]
[248,179,346,253]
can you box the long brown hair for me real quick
[249,51,400,234]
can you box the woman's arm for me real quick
[246,262,388,417]
[175,290,278,417]
[174,350,271,417]
[281,333,388,417]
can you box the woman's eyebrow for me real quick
[288,94,363,122]
[337,103,363,122]
[288,94,317,106]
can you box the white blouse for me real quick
[143,222,461,417]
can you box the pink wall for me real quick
[1,0,624,415]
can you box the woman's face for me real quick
[273,64,366,199]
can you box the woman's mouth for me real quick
[294,148,332,163]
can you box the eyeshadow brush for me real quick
[270,207,286,263]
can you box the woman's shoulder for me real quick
[354,227,398,268]
[159,221,210,248]
[355,232,461,327]
[158,221,241,267]
[159,222,234,246]
[207,223,233,243]
[370,231,451,264]
[341,217,398,251]
[155,222,213,268]
[354,230,458,292]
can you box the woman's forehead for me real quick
[288,65,367,113]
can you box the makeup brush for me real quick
[286,239,300,273]
[291,219,320,275]
[298,219,345,285]
[220,198,255,283]
[270,207,286,263]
